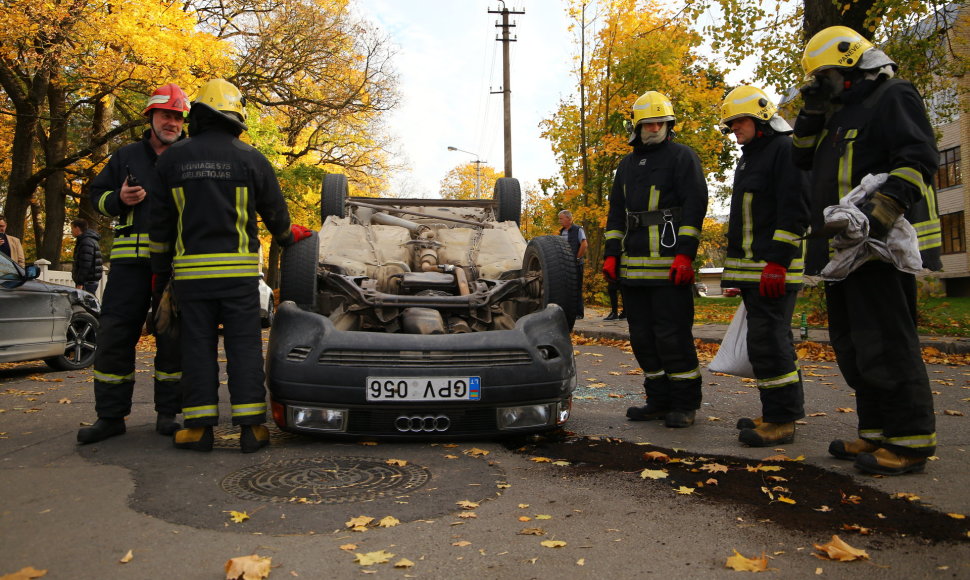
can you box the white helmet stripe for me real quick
[806,34,860,58]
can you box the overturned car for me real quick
[266,176,578,438]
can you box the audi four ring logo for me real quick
[395,414,451,432]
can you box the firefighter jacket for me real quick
[150,124,293,300]
[90,130,177,264]
[604,138,708,285]
[722,133,811,290]
[72,229,104,285]
[792,77,941,275]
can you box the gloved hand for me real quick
[290,224,313,244]
[668,254,694,286]
[858,191,904,240]
[602,256,617,281]
[760,262,787,298]
[799,76,834,115]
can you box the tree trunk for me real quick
[802,0,876,40]
[40,79,69,267]
[79,94,115,255]
[2,85,46,238]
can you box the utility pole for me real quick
[488,2,524,178]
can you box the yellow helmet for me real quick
[801,26,873,77]
[192,78,248,130]
[631,91,675,126]
[719,86,777,128]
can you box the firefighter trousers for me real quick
[620,283,702,411]
[741,288,805,423]
[93,262,181,418]
[178,291,267,427]
[825,261,936,457]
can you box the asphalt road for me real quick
[1,331,969,579]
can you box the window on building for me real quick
[941,211,965,255]
[937,146,961,190]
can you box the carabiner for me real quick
[660,210,677,248]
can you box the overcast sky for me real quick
[353,0,575,198]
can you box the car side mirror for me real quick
[24,265,40,280]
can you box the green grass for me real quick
[692,295,970,337]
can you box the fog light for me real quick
[288,406,347,432]
[497,404,554,430]
[556,398,571,425]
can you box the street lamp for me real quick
[447,146,486,198]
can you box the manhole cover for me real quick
[221,456,431,504]
[211,424,299,450]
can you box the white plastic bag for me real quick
[708,302,755,378]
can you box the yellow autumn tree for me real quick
[439,163,504,200]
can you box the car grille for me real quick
[347,408,497,435]
[316,349,533,367]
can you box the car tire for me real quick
[280,230,319,311]
[494,177,521,225]
[321,173,348,222]
[261,297,275,328]
[45,311,98,371]
[523,235,578,330]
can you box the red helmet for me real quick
[143,83,190,116]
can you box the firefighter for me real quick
[150,79,310,453]
[603,91,708,428]
[719,86,811,446]
[77,83,190,444]
[793,26,941,474]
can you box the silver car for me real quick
[0,251,100,370]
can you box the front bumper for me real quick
[266,302,576,438]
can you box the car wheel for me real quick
[261,297,275,328]
[522,235,578,330]
[45,311,98,371]
[280,230,319,311]
[321,173,348,222]
[494,177,521,225]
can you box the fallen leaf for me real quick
[346,515,374,530]
[458,512,477,519]
[705,478,719,486]
[642,451,670,462]
[452,541,472,547]
[358,441,378,446]
[943,409,964,416]
[119,549,133,563]
[58,398,71,404]
[947,513,966,519]
[815,505,832,512]
[813,535,868,561]
[531,457,552,463]
[518,516,532,522]
[227,510,250,524]
[225,554,272,579]
[535,514,552,520]
[840,492,862,505]
[465,447,490,457]
[378,516,400,528]
[1,567,47,579]
[354,550,394,565]
[808,412,827,417]
[675,486,695,495]
[776,496,796,505]
[640,468,668,480]
[339,544,357,552]
[456,500,479,510]
[385,459,407,466]
[518,503,530,509]
[836,407,855,413]
[541,540,567,548]
[577,558,586,566]
[552,460,571,466]
[444,454,459,459]
[841,523,871,535]
[518,527,546,536]
[393,558,414,569]
[761,454,793,462]
[890,492,920,502]
[700,463,728,474]
[725,549,768,572]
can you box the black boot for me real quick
[155,413,181,436]
[617,311,626,320]
[664,410,696,428]
[604,311,618,321]
[240,425,270,453]
[626,404,668,421]
[77,418,126,444]
[174,426,213,451]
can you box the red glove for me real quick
[602,256,617,281]
[290,224,313,244]
[760,262,787,298]
[668,254,694,286]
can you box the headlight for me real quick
[496,404,555,430]
[287,406,347,432]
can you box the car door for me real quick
[0,254,58,360]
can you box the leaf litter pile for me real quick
[512,433,969,544]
